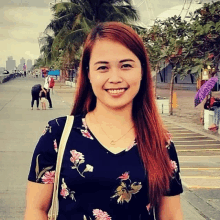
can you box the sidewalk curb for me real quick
[181,186,220,220]
[161,115,220,142]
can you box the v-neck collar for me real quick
[73,114,137,156]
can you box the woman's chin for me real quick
[103,101,132,111]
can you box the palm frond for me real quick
[114,5,139,21]
[105,11,128,23]
[62,29,88,47]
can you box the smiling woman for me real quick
[25,22,183,220]
[88,39,142,110]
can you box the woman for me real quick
[25,22,183,220]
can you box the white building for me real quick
[27,59,33,71]
[18,57,26,71]
[6,56,16,72]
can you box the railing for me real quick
[0,73,21,84]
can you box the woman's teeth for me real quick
[107,89,126,94]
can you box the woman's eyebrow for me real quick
[94,61,109,65]
[119,59,135,63]
[94,59,135,65]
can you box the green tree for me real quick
[183,1,220,79]
[144,16,189,115]
[38,34,54,67]
[143,21,164,96]
[42,0,139,69]
[33,57,46,69]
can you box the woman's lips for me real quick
[105,88,127,97]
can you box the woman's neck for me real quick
[91,102,134,129]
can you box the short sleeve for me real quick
[165,142,183,196]
[28,117,66,184]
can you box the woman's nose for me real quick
[108,68,122,83]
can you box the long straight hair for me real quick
[71,22,173,207]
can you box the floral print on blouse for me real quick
[28,114,183,220]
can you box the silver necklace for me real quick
[92,111,134,145]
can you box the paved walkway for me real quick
[0,77,219,219]
[162,117,220,220]
[0,77,70,220]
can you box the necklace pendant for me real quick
[110,140,116,145]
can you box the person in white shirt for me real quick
[43,71,53,108]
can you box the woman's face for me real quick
[88,39,142,110]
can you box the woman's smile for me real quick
[105,88,128,96]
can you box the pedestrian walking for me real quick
[23,63,27,77]
[43,71,53,109]
[39,88,47,110]
[31,84,42,110]
[25,22,183,220]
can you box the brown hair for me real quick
[71,22,172,207]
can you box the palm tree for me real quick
[38,34,54,67]
[43,0,140,68]
[33,57,46,69]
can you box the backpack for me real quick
[49,77,55,88]
[204,97,215,110]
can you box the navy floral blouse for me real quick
[28,114,183,220]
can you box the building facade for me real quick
[18,57,26,71]
[27,59,33,71]
[6,56,16,72]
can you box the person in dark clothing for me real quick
[31,84,42,110]
[43,71,53,108]
[46,90,52,108]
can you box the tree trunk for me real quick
[169,71,175,115]
[154,67,157,98]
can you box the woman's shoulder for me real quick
[47,114,84,133]
[48,116,67,127]
[166,141,177,156]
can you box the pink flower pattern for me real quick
[53,139,58,152]
[60,178,76,200]
[82,118,87,129]
[166,132,173,148]
[70,150,85,164]
[146,203,152,214]
[80,118,94,140]
[170,160,178,173]
[81,129,94,140]
[93,209,111,220]
[42,125,51,135]
[42,129,46,135]
[70,149,94,178]
[60,188,69,198]
[41,171,55,184]
[118,172,129,180]
[125,140,137,152]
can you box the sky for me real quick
[0,0,213,68]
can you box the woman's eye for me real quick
[122,64,132,69]
[97,66,107,71]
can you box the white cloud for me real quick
[1,38,40,66]
[25,51,39,60]
[0,6,52,67]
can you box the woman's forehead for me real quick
[90,39,139,64]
